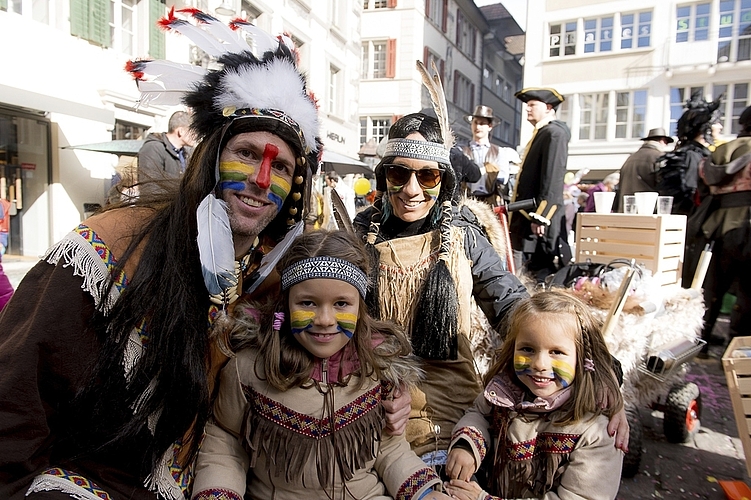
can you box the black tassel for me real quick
[410,259,458,360]
[365,243,382,320]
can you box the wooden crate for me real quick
[574,213,687,286]
[722,337,751,477]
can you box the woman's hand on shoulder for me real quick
[383,382,411,436]
[443,479,487,500]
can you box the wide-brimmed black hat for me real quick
[463,105,501,125]
[641,127,674,143]
[514,87,564,108]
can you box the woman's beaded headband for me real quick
[383,138,450,164]
[280,256,368,298]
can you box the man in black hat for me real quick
[617,127,674,210]
[462,105,520,205]
[509,87,570,281]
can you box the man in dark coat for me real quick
[509,88,570,281]
[137,111,195,190]
[618,127,674,210]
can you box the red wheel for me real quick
[664,382,701,443]
[685,398,700,433]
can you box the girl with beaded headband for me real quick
[191,230,451,500]
[445,289,624,500]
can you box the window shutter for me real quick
[453,69,459,103]
[387,0,397,7]
[386,38,396,78]
[149,0,166,59]
[90,0,110,47]
[440,59,445,83]
[470,82,475,111]
[441,0,447,32]
[70,0,89,40]
[0,0,7,10]
[423,46,429,66]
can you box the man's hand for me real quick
[446,448,476,481]
[531,222,545,237]
[444,479,486,500]
[383,383,411,436]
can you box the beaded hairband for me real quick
[280,256,368,298]
[384,138,450,164]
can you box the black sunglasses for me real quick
[384,164,443,189]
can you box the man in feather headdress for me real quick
[0,9,404,500]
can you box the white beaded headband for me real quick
[280,256,368,298]
[383,138,450,164]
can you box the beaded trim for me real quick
[383,138,450,164]
[225,107,312,155]
[280,256,367,298]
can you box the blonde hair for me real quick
[487,289,623,424]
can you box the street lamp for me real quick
[215,0,235,16]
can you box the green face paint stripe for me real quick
[270,183,289,198]
[270,174,291,192]
[551,360,575,382]
[220,172,249,181]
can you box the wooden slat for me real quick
[739,377,751,394]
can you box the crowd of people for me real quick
[2,8,749,500]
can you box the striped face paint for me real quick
[335,312,358,339]
[269,173,291,212]
[290,310,315,335]
[219,160,254,192]
[514,355,532,376]
[551,359,575,388]
[387,181,441,200]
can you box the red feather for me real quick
[229,18,245,30]
[124,60,146,80]
[157,6,178,30]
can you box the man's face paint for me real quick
[290,310,315,335]
[255,143,278,190]
[269,173,291,212]
[335,312,358,339]
[219,160,254,192]
[551,359,575,388]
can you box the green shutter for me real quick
[89,0,110,47]
[70,0,89,40]
[0,0,7,11]
[149,0,166,59]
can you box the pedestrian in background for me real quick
[618,127,674,211]
[137,110,196,193]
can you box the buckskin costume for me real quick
[449,373,622,500]
[0,10,321,500]
[354,105,528,463]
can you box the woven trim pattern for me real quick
[384,138,450,164]
[280,256,368,298]
[245,383,381,438]
[193,488,243,500]
[395,468,440,500]
[507,432,581,461]
[453,426,488,462]
[27,468,113,500]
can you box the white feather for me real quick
[165,19,228,58]
[181,11,249,54]
[216,59,320,153]
[196,194,237,295]
[133,61,206,106]
[231,22,280,57]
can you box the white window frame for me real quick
[362,40,388,79]
[584,16,614,53]
[578,92,609,141]
[359,116,391,145]
[713,82,751,134]
[109,0,137,56]
[327,64,341,116]
[717,0,751,63]
[454,72,473,112]
[615,89,647,139]
[676,2,710,43]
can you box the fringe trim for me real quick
[243,391,385,487]
[376,250,435,335]
[493,441,570,498]
[27,474,113,500]
[144,446,185,500]
[43,231,120,313]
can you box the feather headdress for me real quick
[415,60,454,151]
[126,7,321,301]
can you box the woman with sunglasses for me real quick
[353,112,530,475]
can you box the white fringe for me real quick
[43,231,121,313]
[144,447,185,500]
[26,474,105,500]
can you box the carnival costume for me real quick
[449,372,622,500]
[0,9,321,500]
[353,63,528,460]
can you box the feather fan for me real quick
[229,19,287,57]
[415,60,454,150]
[177,8,249,54]
[126,60,207,106]
[158,7,228,58]
[196,194,237,295]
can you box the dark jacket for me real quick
[617,142,664,210]
[509,120,570,256]
[137,133,189,183]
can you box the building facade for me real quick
[359,0,523,158]
[0,0,362,256]
[522,0,751,178]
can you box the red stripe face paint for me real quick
[256,143,279,190]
